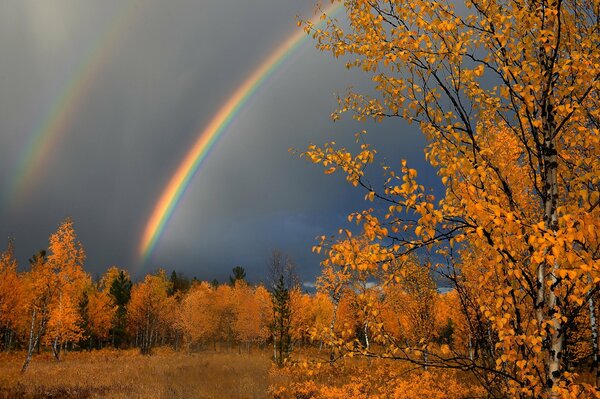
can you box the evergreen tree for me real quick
[109,270,132,348]
[268,250,297,367]
[169,271,191,295]
[229,266,246,286]
[271,274,291,367]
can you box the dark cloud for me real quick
[0,1,437,283]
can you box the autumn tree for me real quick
[127,269,172,355]
[0,239,22,351]
[255,284,274,347]
[178,281,218,351]
[79,284,116,349]
[20,219,89,370]
[21,250,51,372]
[383,258,438,367]
[213,283,237,350]
[289,288,315,346]
[43,218,89,361]
[232,281,272,352]
[434,289,468,350]
[311,292,335,350]
[316,240,353,361]
[300,0,600,396]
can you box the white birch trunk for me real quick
[588,286,599,388]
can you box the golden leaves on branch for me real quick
[295,0,600,396]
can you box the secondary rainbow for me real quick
[139,3,342,263]
[7,1,142,206]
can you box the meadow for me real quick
[0,349,271,399]
[0,348,488,399]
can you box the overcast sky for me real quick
[0,0,439,284]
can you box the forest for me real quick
[0,0,599,397]
[0,213,597,397]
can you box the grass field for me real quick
[4,348,594,398]
[0,349,271,399]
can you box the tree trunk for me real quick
[329,298,340,364]
[6,329,13,352]
[468,336,474,361]
[588,288,599,388]
[541,114,562,398]
[52,337,61,361]
[22,309,38,373]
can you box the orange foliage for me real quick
[271,361,485,399]
[43,219,89,360]
[295,0,600,395]
[178,282,218,349]
[233,282,272,346]
[127,270,172,355]
[86,287,116,341]
[0,241,24,346]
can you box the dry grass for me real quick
[0,348,271,399]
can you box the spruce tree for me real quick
[109,271,132,348]
[271,274,291,367]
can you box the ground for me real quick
[0,349,271,399]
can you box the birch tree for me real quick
[301,0,600,396]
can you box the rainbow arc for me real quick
[7,1,142,206]
[138,3,342,264]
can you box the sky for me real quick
[0,0,438,284]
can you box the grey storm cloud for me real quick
[0,0,434,283]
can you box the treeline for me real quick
[0,219,291,371]
[3,218,597,394]
[0,218,471,372]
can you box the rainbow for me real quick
[139,2,343,263]
[7,1,142,206]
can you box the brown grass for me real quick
[0,348,271,399]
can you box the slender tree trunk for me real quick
[22,309,38,373]
[468,336,474,361]
[542,114,563,398]
[6,329,13,352]
[329,298,339,364]
[588,288,599,388]
[52,337,61,361]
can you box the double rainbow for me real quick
[138,2,342,263]
[7,1,142,206]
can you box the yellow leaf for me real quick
[476,227,484,238]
